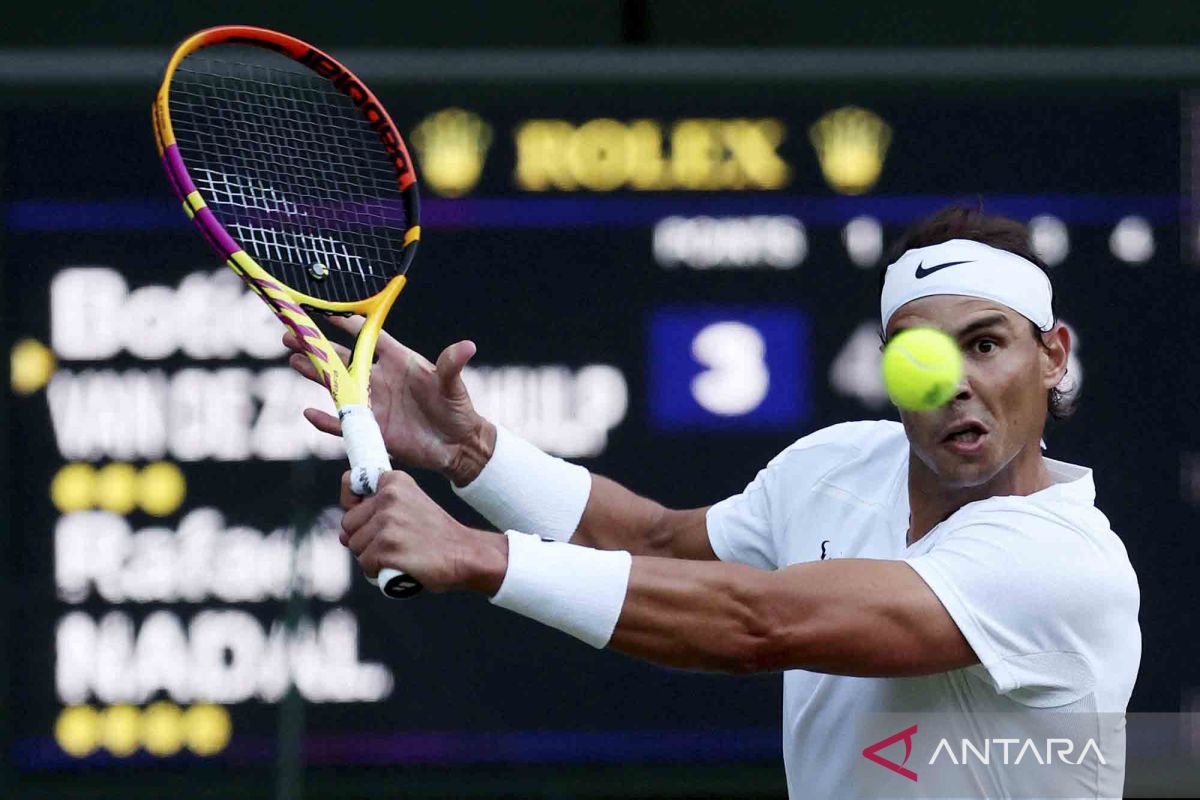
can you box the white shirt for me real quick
[706,420,1141,799]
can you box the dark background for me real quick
[4,2,1199,798]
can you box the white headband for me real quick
[881,239,1054,332]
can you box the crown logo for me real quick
[411,108,493,197]
[808,106,892,195]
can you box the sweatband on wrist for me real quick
[452,425,591,542]
[490,531,632,648]
[881,239,1054,332]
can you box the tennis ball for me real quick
[881,328,963,411]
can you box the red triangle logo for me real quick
[862,724,919,782]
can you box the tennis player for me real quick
[287,206,1140,798]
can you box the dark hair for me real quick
[878,205,1076,420]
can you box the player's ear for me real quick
[1039,323,1070,390]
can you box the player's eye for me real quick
[972,338,998,354]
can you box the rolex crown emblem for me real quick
[411,108,493,198]
[808,106,892,195]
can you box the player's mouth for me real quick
[940,420,989,456]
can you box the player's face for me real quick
[885,296,1067,489]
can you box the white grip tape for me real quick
[452,425,591,542]
[490,531,632,648]
[339,404,392,495]
[338,404,411,598]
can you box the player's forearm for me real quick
[472,534,973,676]
[570,475,696,558]
[474,535,801,672]
[607,558,975,676]
[605,556,801,673]
[449,424,711,559]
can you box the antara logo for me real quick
[862,724,919,782]
[862,724,1108,782]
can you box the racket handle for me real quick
[339,404,424,599]
[340,403,391,496]
[376,568,424,598]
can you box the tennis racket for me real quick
[153,25,422,598]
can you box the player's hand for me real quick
[338,471,507,594]
[285,315,495,485]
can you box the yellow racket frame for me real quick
[153,25,420,410]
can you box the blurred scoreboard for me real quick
[3,74,1198,779]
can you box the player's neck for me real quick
[906,441,1052,546]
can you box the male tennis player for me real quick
[287,206,1140,798]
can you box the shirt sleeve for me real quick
[705,464,778,570]
[905,512,1116,706]
[700,465,777,573]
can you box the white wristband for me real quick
[490,531,631,648]
[452,425,591,542]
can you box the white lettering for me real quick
[169,368,253,460]
[653,215,805,270]
[962,738,990,764]
[1015,738,1046,765]
[1046,738,1075,764]
[929,737,959,765]
[56,608,391,705]
[55,508,350,604]
[927,737,1106,768]
[251,369,344,460]
[50,267,286,362]
[190,610,266,703]
[829,322,889,408]
[47,369,169,459]
[463,364,627,458]
[134,610,192,701]
[51,266,128,359]
[47,367,342,461]
[1077,738,1107,765]
[690,322,770,416]
[993,738,1020,763]
[842,215,883,268]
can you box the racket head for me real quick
[153,25,420,406]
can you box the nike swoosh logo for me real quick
[914,259,973,279]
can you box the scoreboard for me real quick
[3,65,1199,793]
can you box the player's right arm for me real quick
[285,320,716,561]
[572,477,715,560]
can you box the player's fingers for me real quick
[435,340,477,394]
[288,352,321,383]
[303,408,342,436]
[339,472,368,516]
[339,472,356,516]
[355,534,392,579]
[375,329,433,371]
[282,330,304,353]
[289,344,351,378]
[326,314,367,337]
[346,514,388,558]
[284,331,350,363]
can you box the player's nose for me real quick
[952,371,973,402]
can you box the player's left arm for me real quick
[343,471,976,677]
[608,555,977,676]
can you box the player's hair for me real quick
[879,205,1077,420]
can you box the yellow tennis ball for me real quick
[881,328,963,411]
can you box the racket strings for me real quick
[169,49,409,304]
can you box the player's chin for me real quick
[929,438,997,483]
